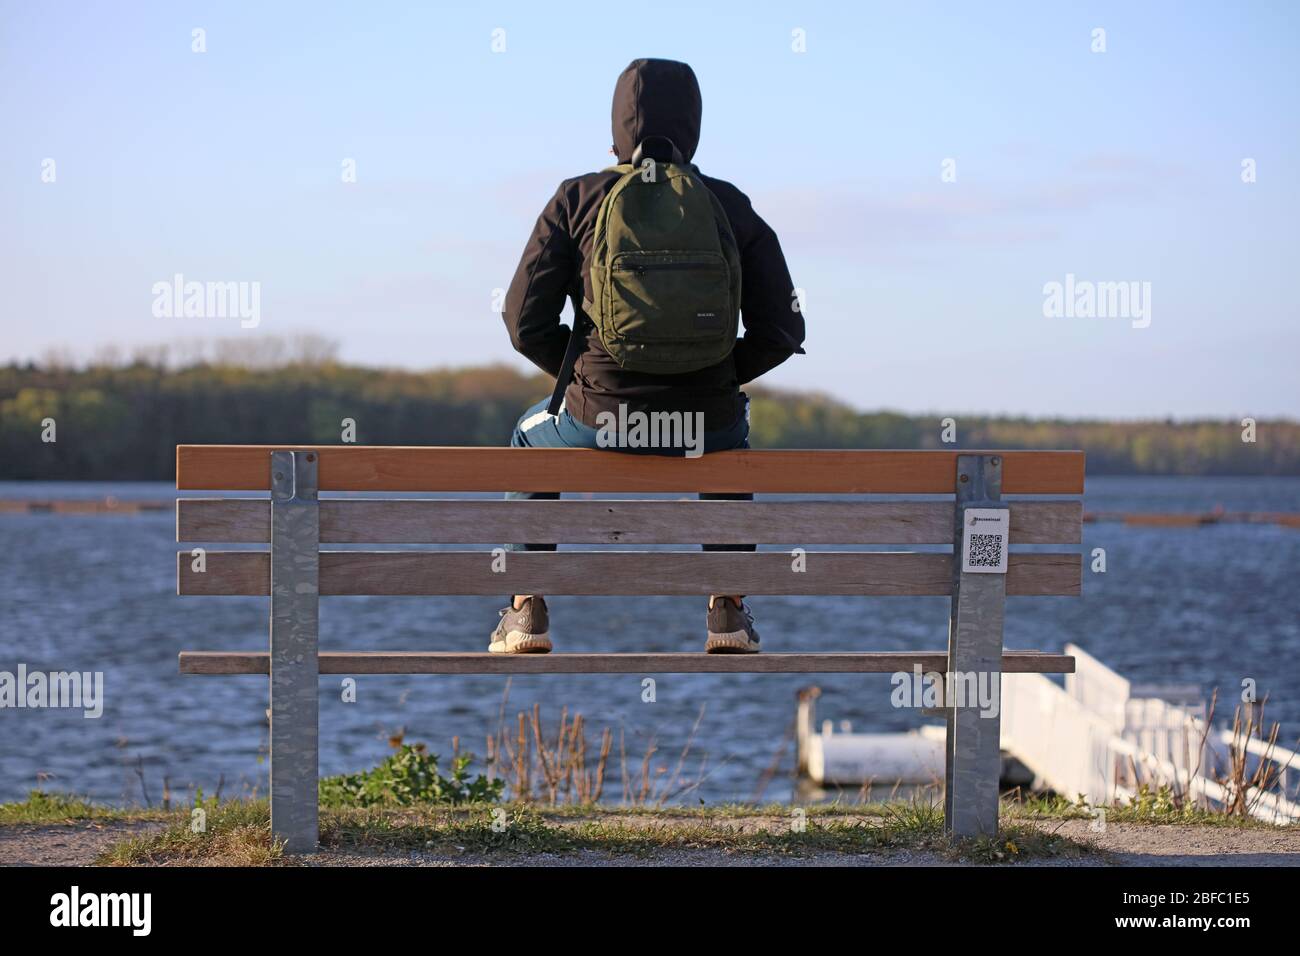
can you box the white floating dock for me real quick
[795,646,1300,823]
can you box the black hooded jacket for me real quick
[503,58,806,431]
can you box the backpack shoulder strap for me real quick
[546,165,639,415]
[546,315,589,416]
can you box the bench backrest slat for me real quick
[175,446,1085,600]
[176,498,1083,545]
[176,446,1085,494]
[178,550,1081,597]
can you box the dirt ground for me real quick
[3,814,1297,867]
[0,820,168,866]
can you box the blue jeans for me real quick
[505,393,755,553]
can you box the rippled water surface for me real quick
[2,476,1298,805]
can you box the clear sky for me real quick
[3,1,1297,419]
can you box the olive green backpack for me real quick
[547,138,742,414]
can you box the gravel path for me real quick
[1048,820,1300,867]
[0,821,167,866]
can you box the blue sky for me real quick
[3,1,1297,418]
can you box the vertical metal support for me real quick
[944,454,1008,838]
[270,450,319,852]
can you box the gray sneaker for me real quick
[489,597,552,654]
[706,597,761,654]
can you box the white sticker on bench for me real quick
[961,507,1009,574]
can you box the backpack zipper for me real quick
[616,261,719,276]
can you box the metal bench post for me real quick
[944,454,1008,837]
[269,450,320,852]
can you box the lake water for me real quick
[2,476,1298,806]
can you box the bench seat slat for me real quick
[178,550,1081,596]
[177,498,1082,545]
[175,446,1085,494]
[178,650,1076,675]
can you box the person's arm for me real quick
[503,183,576,377]
[726,190,806,385]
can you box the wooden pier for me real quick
[1084,510,1300,528]
[0,498,170,514]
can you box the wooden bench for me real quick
[175,445,1084,852]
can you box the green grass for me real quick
[98,799,280,867]
[532,801,902,820]
[7,784,1279,866]
[96,798,1096,866]
[0,791,174,826]
[1008,788,1276,829]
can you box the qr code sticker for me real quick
[961,508,1009,574]
[968,533,1003,569]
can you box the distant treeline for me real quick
[1,358,1296,479]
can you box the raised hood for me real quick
[611,58,702,164]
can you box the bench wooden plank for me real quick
[179,650,1076,675]
[177,499,1083,545]
[175,446,1086,494]
[178,550,1081,596]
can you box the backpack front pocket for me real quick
[607,252,733,346]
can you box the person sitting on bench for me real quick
[495,57,805,655]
